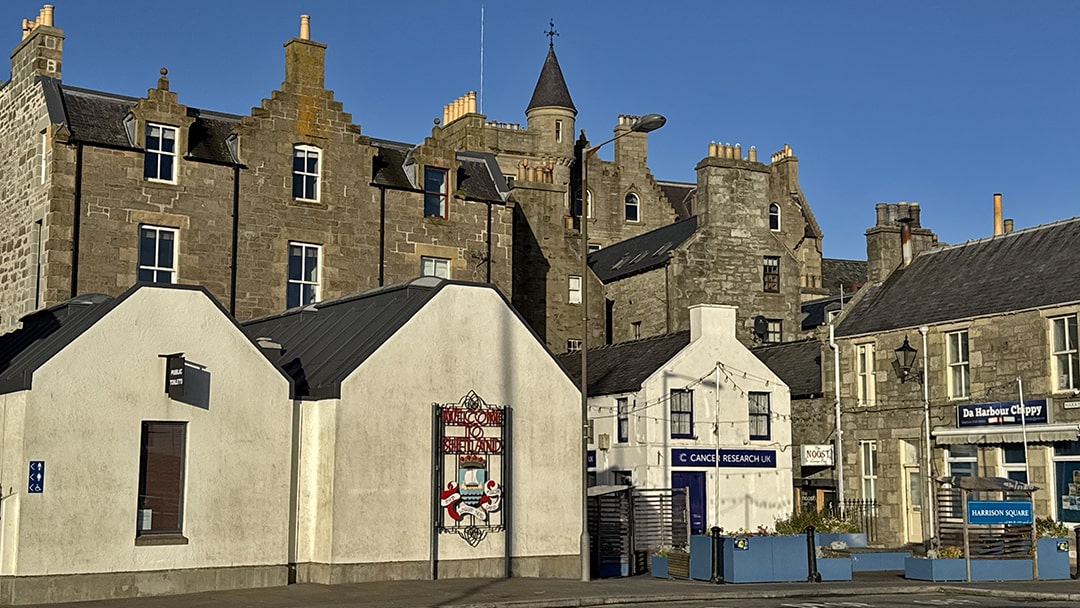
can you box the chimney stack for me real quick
[1003,218,1014,234]
[993,193,1003,236]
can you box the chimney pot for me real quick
[42,5,54,27]
[899,217,913,267]
[1003,218,1014,234]
[300,14,310,40]
[993,193,1003,236]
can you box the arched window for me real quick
[625,193,640,222]
[769,203,781,231]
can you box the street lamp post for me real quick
[579,113,665,582]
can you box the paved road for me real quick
[606,594,1077,608]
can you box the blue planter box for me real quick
[905,557,966,581]
[851,551,910,571]
[1038,537,1070,580]
[689,535,713,581]
[817,532,868,548]
[650,555,669,579]
[723,535,808,583]
[817,557,852,581]
[971,558,1033,581]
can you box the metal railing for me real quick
[827,498,881,543]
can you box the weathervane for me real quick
[545,19,558,49]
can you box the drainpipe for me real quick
[70,142,84,298]
[229,165,240,315]
[829,324,844,505]
[919,325,934,547]
[486,201,492,283]
[378,186,386,287]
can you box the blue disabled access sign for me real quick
[967,500,1033,525]
[672,448,776,468]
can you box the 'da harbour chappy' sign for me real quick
[434,391,510,547]
[956,399,1048,428]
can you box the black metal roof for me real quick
[0,284,285,395]
[588,216,697,283]
[656,180,695,221]
[370,140,508,203]
[526,47,576,113]
[800,293,854,330]
[752,339,822,399]
[821,258,867,295]
[242,278,544,400]
[837,216,1080,337]
[555,331,690,397]
[41,79,241,165]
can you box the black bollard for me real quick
[805,525,821,583]
[710,526,724,584]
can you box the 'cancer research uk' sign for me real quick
[672,448,777,468]
[967,500,1034,525]
[956,399,1047,428]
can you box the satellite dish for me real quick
[753,316,768,341]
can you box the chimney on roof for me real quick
[1003,218,1014,234]
[299,14,310,40]
[899,217,913,268]
[689,304,737,342]
[993,193,1003,236]
[12,4,62,83]
[284,14,325,90]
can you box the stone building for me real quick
[0,7,842,358]
[827,201,1080,547]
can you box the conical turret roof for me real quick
[526,46,576,114]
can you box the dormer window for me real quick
[292,145,321,201]
[424,167,449,218]
[769,203,781,231]
[144,123,177,183]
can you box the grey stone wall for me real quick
[603,268,671,345]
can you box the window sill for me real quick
[135,533,189,546]
[145,178,178,186]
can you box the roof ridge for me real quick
[589,329,690,352]
[922,215,1080,256]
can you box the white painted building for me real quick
[560,304,793,535]
[244,277,582,582]
[0,285,295,604]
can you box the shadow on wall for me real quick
[177,362,211,410]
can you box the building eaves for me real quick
[555,331,691,396]
[836,216,1080,337]
[588,216,697,283]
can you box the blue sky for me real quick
[5,1,1078,260]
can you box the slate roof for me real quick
[822,258,867,295]
[751,339,822,399]
[41,79,241,165]
[801,293,854,330]
[555,331,690,397]
[836,216,1080,337]
[526,47,576,113]
[370,140,508,203]
[656,180,695,221]
[588,216,698,283]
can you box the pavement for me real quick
[37,571,1080,608]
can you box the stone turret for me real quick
[525,41,576,160]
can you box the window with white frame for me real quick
[554,119,563,143]
[1051,315,1079,391]
[420,256,450,279]
[860,440,878,501]
[624,192,640,222]
[856,343,876,406]
[568,275,582,304]
[144,123,177,182]
[768,203,780,231]
[763,256,780,292]
[292,145,321,201]
[670,389,693,439]
[587,418,594,444]
[764,319,782,344]
[137,225,177,284]
[748,392,771,440]
[566,339,581,353]
[423,166,449,218]
[287,242,321,308]
[947,444,978,477]
[588,242,601,253]
[1001,444,1027,483]
[617,397,628,443]
[948,330,970,399]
